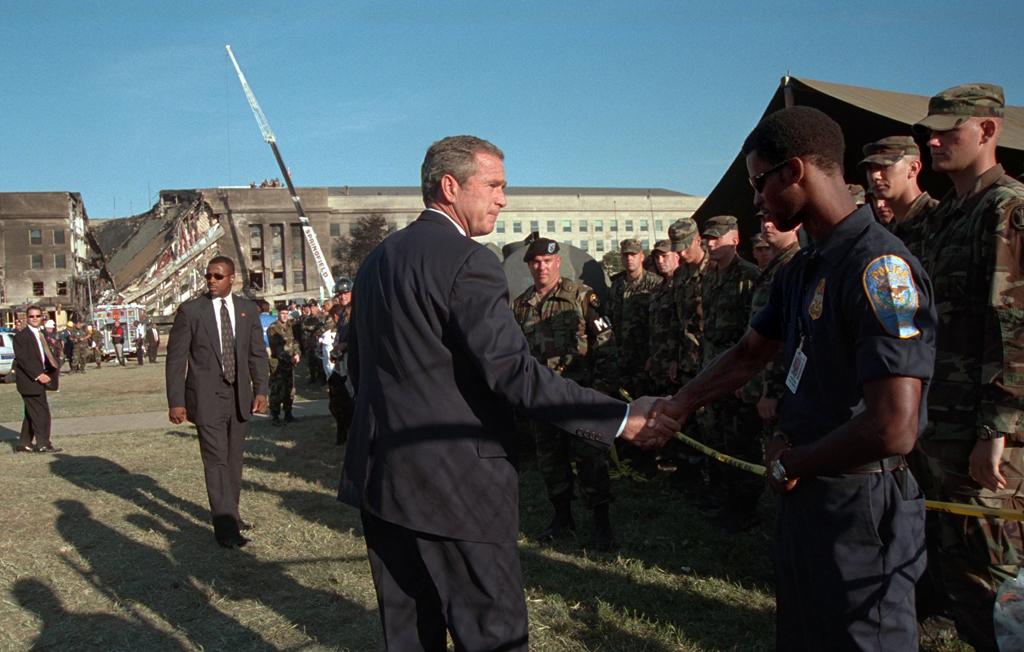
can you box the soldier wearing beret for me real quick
[607,238,661,397]
[913,83,1024,651]
[512,238,618,550]
[860,135,937,254]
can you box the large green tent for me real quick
[692,76,1024,243]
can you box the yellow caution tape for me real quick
[618,387,1024,522]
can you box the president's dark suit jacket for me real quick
[339,210,626,544]
[13,328,56,396]
[165,294,268,426]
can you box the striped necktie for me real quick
[220,299,236,384]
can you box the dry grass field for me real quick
[0,363,969,650]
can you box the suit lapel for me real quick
[232,295,246,358]
[201,295,223,365]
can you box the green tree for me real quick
[331,214,396,277]
[601,251,623,277]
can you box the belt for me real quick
[845,455,905,474]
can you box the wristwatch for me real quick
[978,425,1006,441]
[769,457,789,483]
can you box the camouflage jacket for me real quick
[301,314,330,351]
[918,164,1024,442]
[700,255,759,366]
[889,191,938,260]
[513,277,616,387]
[90,330,104,348]
[608,270,661,383]
[267,320,300,364]
[673,255,711,380]
[647,274,678,384]
[742,242,800,403]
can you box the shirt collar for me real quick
[424,208,467,237]
[810,205,874,263]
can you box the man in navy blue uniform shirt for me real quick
[658,106,937,649]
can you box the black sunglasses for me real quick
[204,273,229,280]
[749,158,792,193]
[27,314,43,318]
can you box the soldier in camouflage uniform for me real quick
[699,215,761,530]
[72,323,91,373]
[62,322,81,373]
[668,218,712,489]
[513,238,618,550]
[750,232,773,270]
[859,135,938,257]
[607,238,660,397]
[913,84,1024,651]
[741,216,800,433]
[300,303,325,385]
[267,308,301,426]
[646,239,681,395]
[88,324,104,367]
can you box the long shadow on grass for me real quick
[49,457,375,650]
[13,578,187,651]
[520,544,774,651]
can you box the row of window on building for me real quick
[247,223,307,294]
[496,239,651,254]
[26,280,69,297]
[28,253,69,269]
[495,219,667,236]
[27,228,67,245]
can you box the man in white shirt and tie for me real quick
[13,305,61,453]
[165,256,268,548]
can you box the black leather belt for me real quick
[846,455,905,474]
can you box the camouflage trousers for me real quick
[917,438,1024,652]
[533,421,611,508]
[268,359,295,415]
[72,350,88,372]
[701,396,763,509]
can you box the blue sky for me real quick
[2,1,1021,218]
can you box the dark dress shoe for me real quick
[15,445,37,453]
[217,534,250,549]
[35,444,63,453]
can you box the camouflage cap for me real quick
[668,218,698,251]
[523,237,560,262]
[914,83,1005,133]
[751,232,770,249]
[701,215,738,238]
[651,239,672,254]
[859,136,920,167]
[619,238,643,254]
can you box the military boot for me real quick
[538,493,575,543]
[271,411,283,427]
[591,503,616,551]
[284,407,296,423]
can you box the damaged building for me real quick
[89,190,224,317]
[0,191,91,314]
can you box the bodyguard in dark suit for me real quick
[339,136,676,651]
[166,256,268,547]
[14,306,61,453]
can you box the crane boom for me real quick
[224,44,335,295]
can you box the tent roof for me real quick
[693,76,1024,240]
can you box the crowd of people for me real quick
[155,82,1022,650]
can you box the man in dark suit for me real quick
[145,322,160,363]
[339,135,676,651]
[14,306,61,453]
[166,256,268,548]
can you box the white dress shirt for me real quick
[28,325,46,363]
[212,295,237,357]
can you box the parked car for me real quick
[0,331,14,382]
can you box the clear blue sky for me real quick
[2,0,1021,218]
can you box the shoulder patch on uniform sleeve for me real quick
[862,255,921,339]
[1010,202,1024,231]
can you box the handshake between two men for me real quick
[619,395,685,450]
